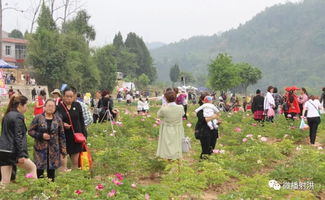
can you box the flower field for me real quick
[0,102,325,199]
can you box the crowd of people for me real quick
[0,85,324,187]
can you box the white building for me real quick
[1,31,27,67]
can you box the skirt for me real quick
[254,111,264,120]
[0,152,17,166]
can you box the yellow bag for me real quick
[79,143,93,170]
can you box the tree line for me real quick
[26,3,156,92]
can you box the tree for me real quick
[179,71,196,85]
[169,64,180,87]
[62,10,95,42]
[208,53,238,92]
[28,3,66,89]
[9,29,24,39]
[125,32,157,83]
[93,45,117,91]
[36,2,57,32]
[113,32,124,49]
[136,73,150,89]
[236,63,262,95]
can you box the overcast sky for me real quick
[3,0,301,46]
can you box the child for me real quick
[195,96,219,130]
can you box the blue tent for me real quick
[0,59,18,69]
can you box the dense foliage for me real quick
[26,4,156,92]
[151,0,325,90]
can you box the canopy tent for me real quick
[0,59,18,69]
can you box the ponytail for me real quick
[3,95,28,118]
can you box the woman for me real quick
[302,95,322,146]
[137,97,146,114]
[195,92,220,159]
[34,90,46,116]
[252,89,265,122]
[285,90,300,119]
[91,91,101,123]
[0,96,37,185]
[98,90,118,122]
[272,87,283,114]
[28,99,67,181]
[51,89,62,106]
[298,88,309,116]
[264,86,275,122]
[156,91,185,160]
[57,88,87,169]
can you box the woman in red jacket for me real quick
[34,90,46,116]
[286,90,300,119]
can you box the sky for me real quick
[3,0,301,46]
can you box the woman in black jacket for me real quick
[195,92,220,159]
[56,88,87,170]
[0,96,37,185]
[251,89,265,122]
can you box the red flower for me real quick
[74,189,83,195]
[96,184,104,191]
[115,173,124,181]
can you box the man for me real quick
[71,87,93,127]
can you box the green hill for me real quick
[151,0,325,90]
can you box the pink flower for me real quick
[74,189,83,195]
[111,121,117,125]
[131,183,137,188]
[115,173,124,181]
[25,173,33,178]
[212,149,220,154]
[155,119,161,125]
[182,117,186,120]
[246,134,253,138]
[96,184,104,191]
[287,114,292,118]
[186,123,192,128]
[242,138,248,142]
[260,137,268,142]
[141,118,145,122]
[112,178,123,185]
[107,189,116,197]
[318,146,323,150]
[145,194,150,200]
[252,123,257,127]
[234,127,241,133]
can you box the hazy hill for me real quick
[151,0,325,90]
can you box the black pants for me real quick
[183,105,188,120]
[307,117,321,144]
[200,129,218,156]
[93,114,99,123]
[37,169,55,181]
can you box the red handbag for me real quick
[61,102,86,143]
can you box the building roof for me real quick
[2,38,27,45]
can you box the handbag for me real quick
[61,102,86,143]
[267,108,275,117]
[79,143,93,170]
[182,136,191,153]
